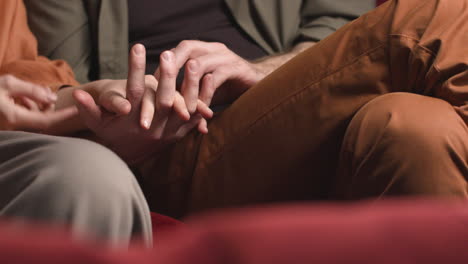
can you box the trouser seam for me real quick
[389,34,438,57]
[389,34,442,75]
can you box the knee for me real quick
[337,93,468,197]
[346,92,466,154]
[5,136,145,224]
[36,138,140,209]
[10,137,152,245]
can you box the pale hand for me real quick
[154,40,265,111]
[73,44,213,164]
[0,75,77,132]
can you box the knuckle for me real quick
[157,98,173,110]
[187,60,201,78]
[178,40,192,50]
[160,67,178,79]
[129,80,146,90]
[188,75,199,85]
[128,87,145,99]
[213,42,227,50]
[145,74,156,83]
[187,58,198,68]
[110,96,125,107]
[131,60,146,71]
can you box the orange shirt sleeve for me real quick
[0,0,79,91]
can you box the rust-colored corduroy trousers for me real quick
[138,0,468,218]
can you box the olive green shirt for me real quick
[24,0,375,84]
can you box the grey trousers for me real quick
[0,131,152,247]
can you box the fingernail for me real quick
[184,109,191,120]
[162,51,172,61]
[134,44,144,55]
[142,119,150,129]
[207,108,214,117]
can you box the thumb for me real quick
[99,90,132,115]
[72,89,102,129]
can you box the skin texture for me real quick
[0,75,77,132]
[154,40,315,110]
[66,40,315,162]
[72,45,213,164]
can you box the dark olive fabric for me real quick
[24,0,375,83]
[128,0,268,75]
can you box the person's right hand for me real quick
[0,75,78,131]
[73,44,213,164]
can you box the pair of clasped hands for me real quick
[72,42,262,163]
[0,41,262,163]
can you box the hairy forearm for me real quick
[252,42,316,77]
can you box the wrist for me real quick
[251,41,316,78]
[251,60,277,79]
[56,86,79,110]
[79,79,115,100]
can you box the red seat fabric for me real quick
[1,199,468,264]
[150,212,185,236]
